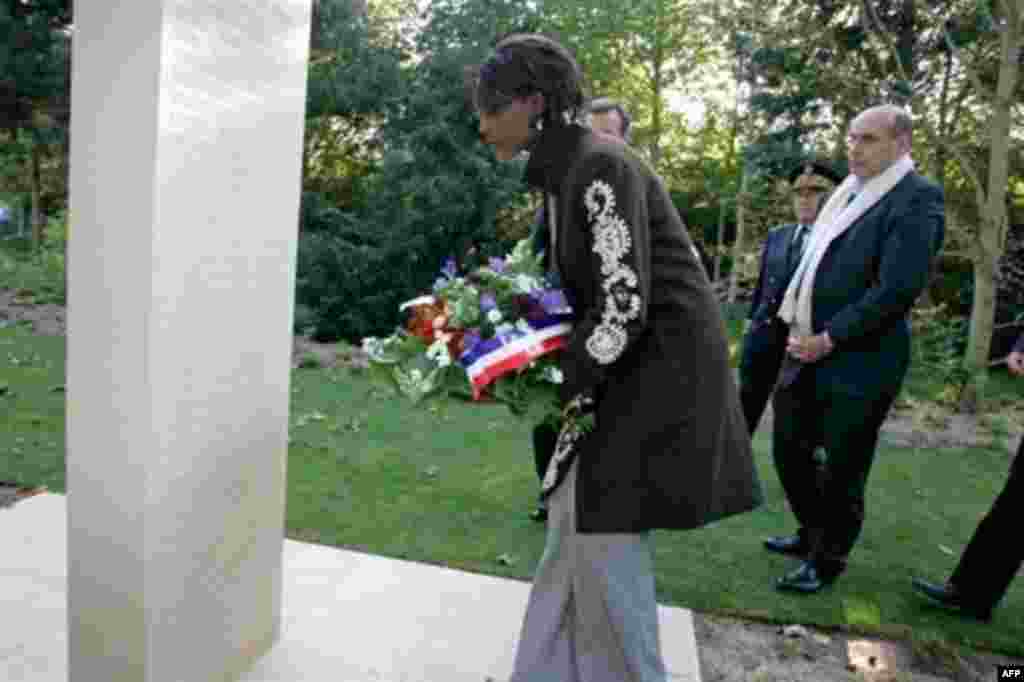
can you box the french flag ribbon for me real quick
[460,319,572,400]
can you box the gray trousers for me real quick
[511,459,668,682]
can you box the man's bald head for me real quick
[865,104,912,145]
[847,105,913,180]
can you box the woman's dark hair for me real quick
[472,33,585,129]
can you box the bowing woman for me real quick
[472,33,762,681]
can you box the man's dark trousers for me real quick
[771,361,898,572]
[739,320,787,434]
[739,224,801,434]
[948,439,1023,610]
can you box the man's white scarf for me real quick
[777,155,915,335]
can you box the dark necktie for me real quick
[790,225,808,266]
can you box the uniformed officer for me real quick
[738,161,843,434]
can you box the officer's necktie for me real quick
[790,225,808,266]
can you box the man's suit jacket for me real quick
[741,224,801,380]
[779,171,944,400]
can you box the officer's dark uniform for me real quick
[738,162,842,434]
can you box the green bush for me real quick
[0,212,67,304]
[908,303,969,403]
[295,230,396,343]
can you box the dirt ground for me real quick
[694,613,1020,682]
[3,292,1021,681]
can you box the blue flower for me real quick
[441,257,457,280]
[536,289,571,315]
[462,329,482,352]
[480,292,497,312]
[488,257,506,273]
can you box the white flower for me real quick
[515,319,532,334]
[495,323,517,338]
[426,337,452,368]
[361,337,391,361]
[542,366,564,384]
[514,274,538,293]
[487,308,503,324]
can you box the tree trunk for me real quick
[648,24,664,168]
[960,239,998,413]
[727,171,748,304]
[959,4,1020,413]
[30,142,44,250]
[917,44,954,311]
[714,198,726,282]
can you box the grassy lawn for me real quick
[1,323,1021,659]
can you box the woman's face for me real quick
[478,95,541,161]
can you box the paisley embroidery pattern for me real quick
[582,179,642,365]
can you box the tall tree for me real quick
[738,0,1024,411]
[541,0,714,171]
[857,0,1023,410]
[303,0,406,211]
[0,0,72,248]
[300,0,543,341]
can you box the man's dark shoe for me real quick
[529,506,548,523]
[775,561,838,594]
[911,578,992,622]
[764,534,809,557]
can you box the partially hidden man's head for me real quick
[470,33,585,161]
[788,161,842,225]
[586,98,632,142]
[847,104,912,180]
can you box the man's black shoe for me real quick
[775,561,837,594]
[911,578,992,622]
[764,534,809,557]
[529,506,548,523]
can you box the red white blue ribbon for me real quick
[461,321,571,399]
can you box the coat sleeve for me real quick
[824,182,944,345]
[1015,332,1024,355]
[558,155,651,406]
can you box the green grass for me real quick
[0,239,66,305]
[0,325,66,488]
[1,324,1022,659]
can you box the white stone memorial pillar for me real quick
[66,2,312,680]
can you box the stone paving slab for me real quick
[1,494,701,681]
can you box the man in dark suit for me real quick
[911,331,1024,621]
[768,104,944,593]
[739,161,842,434]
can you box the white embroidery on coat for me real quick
[582,179,641,365]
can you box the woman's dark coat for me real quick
[525,124,763,533]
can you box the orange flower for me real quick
[406,302,448,342]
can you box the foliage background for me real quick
[1,0,1021,399]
